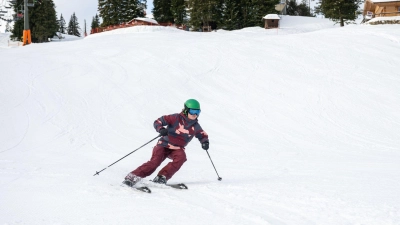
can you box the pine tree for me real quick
[95,14,101,26]
[91,16,95,29]
[286,0,298,15]
[99,0,145,26]
[244,0,279,28]
[59,14,67,34]
[212,0,224,29]
[238,0,252,28]
[297,0,312,16]
[67,12,81,37]
[316,0,361,26]
[221,0,240,30]
[187,0,223,31]
[187,0,204,30]
[125,0,146,22]
[98,0,106,24]
[99,0,113,26]
[171,0,187,25]
[153,0,174,23]
[91,14,101,29]
[91,15,100,30]
[139,0,147,17]
[11,0,59,42]
[109,0,121,24]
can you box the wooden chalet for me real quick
[263,14,280,29]
[363,0,400,21]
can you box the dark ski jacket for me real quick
[154,112,209,150]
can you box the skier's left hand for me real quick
[202,141,209,150]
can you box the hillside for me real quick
[1,16,400,225]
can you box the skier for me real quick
[123,99,209,186]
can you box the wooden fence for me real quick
[91,22,187,35]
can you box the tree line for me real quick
[11,0,84,42]
[149,0,359,30]
[97,0,283,31]
[286,0,313,17]
[10,0,362,42]
[151,0,281,30]
[97,0,147,27]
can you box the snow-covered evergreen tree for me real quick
[171,0,187,25]
[152,0,174,23]
[187,0,222,30]
[67,12,81,37]
[221,0,240,30]
[59,14,67,34]
[91,14,101,30]
[286,0,298,15]
[315,0,361,26]
[99,0,146,26]
[11,0,58,42]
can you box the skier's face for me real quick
[188,113,198,120]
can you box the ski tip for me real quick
[168,183,188,189]
[136,186,152,193]
[179,183,188,189]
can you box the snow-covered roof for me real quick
[130,17,159,25]
[263,14,281,20]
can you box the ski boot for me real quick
[123,173,142,187]
[152,175,167,184]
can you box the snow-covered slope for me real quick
[1,17,400,225]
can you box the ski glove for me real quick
[202,141,209,150]
[159,128,168,136]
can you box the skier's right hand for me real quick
[202,141,209,150]
[159,128,168,136]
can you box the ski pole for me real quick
[93,135,160,176]
[205,150,222,181]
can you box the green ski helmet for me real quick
[183,99,201,116]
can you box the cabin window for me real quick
[398,6,400,11]
[272,20,275,22]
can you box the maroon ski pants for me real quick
[131,145,187,180]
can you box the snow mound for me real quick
[279,15,337,31]
[50,33,84,42]
[366,16,400,24]
[219,16,337,35]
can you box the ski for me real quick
[149,179,188,190]
[135,186,152,193]
[167,183,188,190]
[121,181,152,193]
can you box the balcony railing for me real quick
[376,11,400,17]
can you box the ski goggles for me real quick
[188,108,201,116]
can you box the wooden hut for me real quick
[263,14,280,29]
[363,0,400,21]
[127,17,159,26]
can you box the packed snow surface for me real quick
[1,16,400,225]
